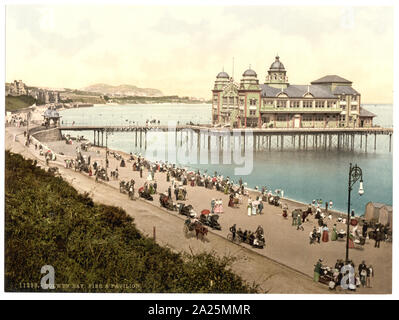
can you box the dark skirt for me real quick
[322,230,329,242]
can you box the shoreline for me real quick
[90,143,352,220]
[6,125,329,293]
[8,124,392,293]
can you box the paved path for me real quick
[6,126,392,293]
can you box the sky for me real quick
[5,5,394,103]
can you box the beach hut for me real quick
[364,202,385,223]
[378,205,393,227]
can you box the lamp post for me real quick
[104,129,113,179]
[105,129,109,172]
[346,163,364,263]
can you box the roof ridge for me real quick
[311,75,352,84]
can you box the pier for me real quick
[58,125,393,153]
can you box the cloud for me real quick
[7,5,99,56]
[5,5,394,103]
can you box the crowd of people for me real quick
[314,258,374,291]
[229,224,265,248]
[6,113,27,127]
[19,129,391,292]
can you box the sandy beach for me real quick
[5,124,392,294]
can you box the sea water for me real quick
[60,103,393,215]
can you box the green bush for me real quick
[5,151,257,293]
[5,95,38,112]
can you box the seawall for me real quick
[31,127,62,142]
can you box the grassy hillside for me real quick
[5,95,37,112]
[5,151,257,293]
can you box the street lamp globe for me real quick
[358,181,364,196]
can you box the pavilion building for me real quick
[212,56,375,128]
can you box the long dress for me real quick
[331,227,338,241]
[219,201,224,213]
[322,227,329,242]
[252,204,257,215]
[228,196,234,207]
[247,203,252,216]
[214,201,223,214]
[348,234,355,248]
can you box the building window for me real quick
[276,100,287,108]
[303,100,313,108]
[277,116,286,121]
[315,100,324,108]
[249,110,256,116]
[303,115,312,121]
[327,101,335,108]
[290,100,300,108]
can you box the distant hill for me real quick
[82,83,163,97]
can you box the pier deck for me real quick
[57,124,393,152]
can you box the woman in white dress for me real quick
[218,199,224,213]
[247,199,252,216]
[252,201,257,215]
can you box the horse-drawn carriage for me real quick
[199,210,221,230]
[96,168,109,181]
[119,181,129,194]
[368,225,391,242]
[227,229,265,249]
[319,267,339,288]
[138,187,153,201]
[178,203,195,217]
[354,236,366,246]
[159,193,176,211]
[268,195,280,206]
[183,219,208,240]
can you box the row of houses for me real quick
[30,89,61,104]
[6,80,61,104]
[6,80,28,96]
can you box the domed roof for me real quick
[270,56,285,70]
[242,68,257,77]
[216,71,230,79]
[44,108,52,118]
[44,108,60,118]
[51,110,60,118]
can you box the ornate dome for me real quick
[216,71,230,79]
[51,110,60,118]
[242,68,257,77]
[269,56,285,70]
[44,109,52,118]
[44,108,60,118]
